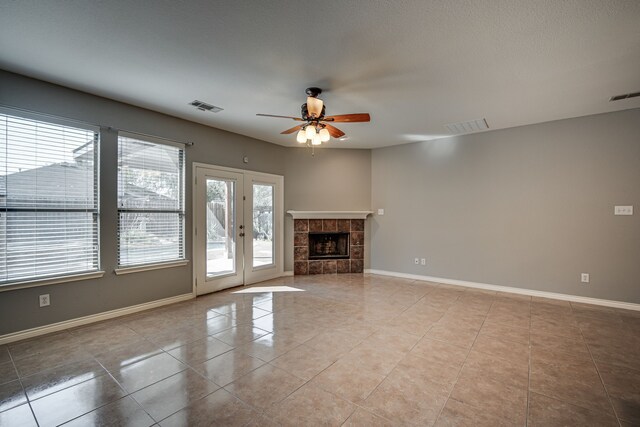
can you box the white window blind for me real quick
[0,112,100,285]
[117,134,185,267]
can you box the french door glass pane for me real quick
[206,178,235,277]
[253,184,273,267]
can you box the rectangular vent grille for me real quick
[609,92,640,102]
[189,100,223,113]
[445,118,489,135]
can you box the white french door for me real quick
[193,164,283,295]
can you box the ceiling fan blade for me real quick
[322,113,370,123]
[256,114,303,121]
[324,124,345,138]
[281,125,303,135]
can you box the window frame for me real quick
[115,132,186,272]
[0,108,103,291]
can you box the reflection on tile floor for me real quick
[1,274,639,426]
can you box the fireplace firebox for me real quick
[309,232,350,260]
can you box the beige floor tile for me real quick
[478,320,529,345]
[312,358,387,404]
[435,397,514,427]
[461,350,529,389]
[425,320,479,348]
[63,396,155,426]
[396,352,462,391]
[30,374,125,426]
[471,333,529,366]
[167,336,233,366]
[410,336,470,367]
[192,349,265,386]
[0,361,17,385]
[363,367,449,426]
[93,338,163,372]
[450,372,527,425]
[267,383,356,427]
[8,332,82,361]
[110,352,187,393]
[235,333,301,362]
[341,408,394,426]
[0,403,38,427]
[131,368,219,421]
[159,388,256,427]
[0,379,27,412]
[210,325,271,346]
[13,347,92,378]
[339,340,407,376]
[270,343,342,381]
[21,358,107,401]
[596,362,640,424]
[530,357,614,414]
[527,392,618,427]
[224,364,304,410]
[0,346,10,365]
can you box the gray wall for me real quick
[0,70,372,335]
[371,109,640,304]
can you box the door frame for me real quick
[192,162,284,295]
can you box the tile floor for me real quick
[1,274,639,426]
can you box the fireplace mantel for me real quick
[287,210,372,220]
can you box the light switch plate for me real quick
[614,206,633,215]
[378,209,385,215]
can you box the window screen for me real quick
[117,134,185,267]
[0,112,99,285]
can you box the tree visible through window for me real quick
[117,135,184,267]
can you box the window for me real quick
[0,110,100,285]
[117,133,185,267]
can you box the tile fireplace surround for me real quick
[293,217,367,275]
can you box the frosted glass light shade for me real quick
[305,125,316,139]
[318,128,330,142]
[312,134,322,145]
[306,97,323,118]
[296,129,307,143]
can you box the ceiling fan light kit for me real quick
[257,87,371,151]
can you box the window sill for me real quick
[115,260,189,275]
[0,271,106,293]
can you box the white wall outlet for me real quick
[614,206,633,215]
[414,258,419,265]
[377,208,385,215]
[581,273,590,283]
[39,294,50,307]
[420,258,426,265]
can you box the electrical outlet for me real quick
[39,294,50,307]
[614,205,633,215]
[420,258,426,265]
[414,258,419,265]
[581,273,590,283]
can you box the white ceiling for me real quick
[1,0,639,149]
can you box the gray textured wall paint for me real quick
[282,147,372,271]
[371,109,640,304]
[0,71,372,335]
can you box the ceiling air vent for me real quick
[445,118,489,135]
[189,100,224,113]
[609,91,640,102]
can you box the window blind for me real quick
[117,135,185,267]
[0,112,99,285]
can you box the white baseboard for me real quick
[365,269,640,312]
[282,271,294,277]
[0,293,195,345]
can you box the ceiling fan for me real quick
[256,87,370,146]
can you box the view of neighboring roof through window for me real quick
[0,110,100,286]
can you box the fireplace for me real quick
[292,216,367,275]
[309,232,350,260]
